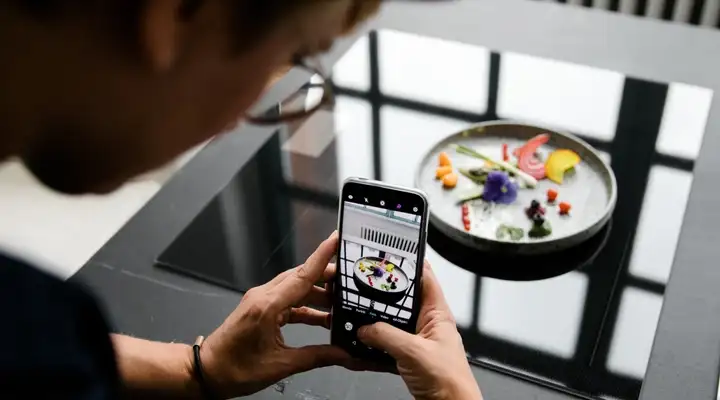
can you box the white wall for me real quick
[0,144,205,280]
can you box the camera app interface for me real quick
[337,196,423,329]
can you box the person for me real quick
[0,1,483,399]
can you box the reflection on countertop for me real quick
[157,29,713,400]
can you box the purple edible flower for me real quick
[482,171,518,204]
[372,267,384,278]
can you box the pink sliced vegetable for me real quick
[513,133,550,157]
[515,134,550,180]
[519,151,546,180]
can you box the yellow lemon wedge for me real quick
[545,149,581,184]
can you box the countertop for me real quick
[72,1,720,399]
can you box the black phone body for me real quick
[331,178,429,362]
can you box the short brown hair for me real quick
[12,0,381,53]
[233,0,382,51]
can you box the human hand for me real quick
[199,232,351,398]
[357,262,483,400]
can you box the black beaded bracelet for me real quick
[193,336,219,400]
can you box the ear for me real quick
[138,0,186,72]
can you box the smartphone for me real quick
[331,177,429,361]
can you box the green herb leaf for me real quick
[496,224,525,241]
[529,220,553,238]
[509,227,525,241]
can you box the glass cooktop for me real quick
[157,30,713,400]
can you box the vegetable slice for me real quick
[515,134,549,180]
[458,166,494,185]
[559,202,572,215]
[545,149,581,184]
[438,151,452,167]
[513,134,550,157]
[518,148,547,180]
[442,173,459,188]
[436,165,453,179]
[461,203,472,232]
[457,188,484,203]
[547,189,558,203]
[453,144,538,188]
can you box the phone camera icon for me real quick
[413,207,418,212]
[348,195,353,200]
[380,200,385,206]
[396,204,402,209]
[344,322,353,331]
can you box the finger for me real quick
[325,280,334,297]
[283,344,352,375]
[269,232,338,310]
[357,322,416,360]
[277,308,292,326]
[321,263,337,283]
[419,260,452,314]
[286,307,331,329]
[265,262,336,291]
[299,285,332,309]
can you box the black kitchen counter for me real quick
[72,2,720,399]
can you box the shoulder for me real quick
[0,253,120,399]
[0,253,104,328]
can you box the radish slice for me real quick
[519,149,547,180]
[515,134,550,179]
[513,133,550,158]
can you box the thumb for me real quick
[357,322,415,360]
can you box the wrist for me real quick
[445,381,483,400]
[190,337,232,400]
[444,370,483,400]
[433,368,482,400]
[111,334,204,399]
[181,343,205,400]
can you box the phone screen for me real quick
[331,179,428,359]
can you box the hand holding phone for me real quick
[330,178,483,400]
[199,232,354,398]
[358,262,484,400]
[331,178,429,362]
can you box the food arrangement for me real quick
[433,133,581,242]
[358,258,400,291]
[352,256,410,304]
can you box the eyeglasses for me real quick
[245,57,334,125]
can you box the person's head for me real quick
[0,0,380,194]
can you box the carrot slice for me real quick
[436,166,453,179]
[442,172,459,188]
[438,151,452,167]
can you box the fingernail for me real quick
[357,326,367,338]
